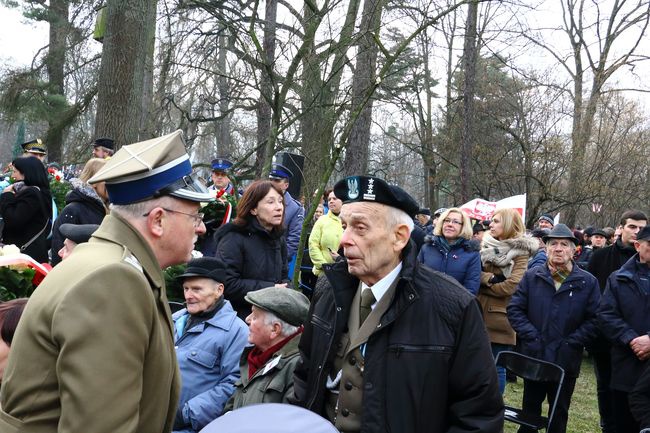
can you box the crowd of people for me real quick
[0,132,648,433]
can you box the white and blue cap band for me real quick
[89,130,213,205]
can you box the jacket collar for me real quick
[173,300,237,332]
[615,254,647,281]
[91,212,164,289]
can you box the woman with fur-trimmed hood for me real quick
[478,208,537,394]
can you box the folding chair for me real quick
[495,350,565,432]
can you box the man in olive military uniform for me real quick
[292,176,503,433]
[0,130,212,433]
[21,138,47,162]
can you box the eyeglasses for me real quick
[443,218,463,226]
[143,208,204,228]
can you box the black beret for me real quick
[177,257,227,282]
[93,137,115,150]
[418,208,431,216]
[333,175,419,218]
[59,223,100,244]
[245,287,310,327]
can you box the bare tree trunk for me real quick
[255,0,278,177]
[216,27,232,157]
[95,0,158,148]
[460,0,478,202]
[44,0,69,162]
[342,0,385,177]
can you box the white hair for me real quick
[263,310,299,337]
[385,206,414,233]
[110,196,172,219]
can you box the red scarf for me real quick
[247,327,302,379]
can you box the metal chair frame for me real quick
[496,350,565,432]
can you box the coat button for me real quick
[344,381,353,391]
[349,356,357,365]
[365,381,373,390]
[341,408,350,417]
[190,351,197,356]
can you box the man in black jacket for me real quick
[291,175,503,433]
[588,209,647,433]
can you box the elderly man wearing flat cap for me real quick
[291,175,503,433]
[0,130,212,433]
[224,286,309,411]
[508,223,600,433]
[172,257,248,433]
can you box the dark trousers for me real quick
[593,349,617,432]
[517,377,576,433]
[611,390,639,433]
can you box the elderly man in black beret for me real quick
[291,176,503,433]
[224,286,309,411]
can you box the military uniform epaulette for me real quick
[123,253,143,273]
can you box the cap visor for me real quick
[165,174,214,203]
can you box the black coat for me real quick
[0,185,52,263]
[291,241,504,433]
[50,185,107,265]
[630,363,650,428]
[598,255,650,392]
[214,218,288,319]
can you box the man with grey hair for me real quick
[291,175,503,433]
[224,286,310,411]
[0,130,212,433]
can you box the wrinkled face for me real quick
[252,188,284,230]
[620,219,647,246]
[546,238,575,267]
[0,338,9,381]
[441,211,463,241]
[490,215,504,240]
[211,170,230,190]
[246,306,276,351]
[591,234,607,248]
[327,192,343,215]
[161,200,206,266]
[538,219,553,230]
[183,277,223,315]
[635,240,650,265]
[58,238,78,261]
[339,202,401,286]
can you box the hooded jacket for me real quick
[214,218,288,319]
[50,180,107,265]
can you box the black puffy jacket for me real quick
[291,241,504,433]
[50,183,107,265]
[214,218,288,319]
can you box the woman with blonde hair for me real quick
[478,208,537,393]
[49,158,109,265]
[417,207,481,294]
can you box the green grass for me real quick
[503,354,600,433]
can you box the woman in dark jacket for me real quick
[214,180,289,319]
[50,158,109,265]
[0,157,52,262]
[417,207,480,294]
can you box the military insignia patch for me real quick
[347,177,359,200]
[363,177,376,200]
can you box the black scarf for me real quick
[183,296,225,334]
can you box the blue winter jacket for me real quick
[527,249,547,270]
[283,191,305,259]
[598,255,650,391]
[417,236,481,295]
[507,263,600,378]
[172,301,249,432]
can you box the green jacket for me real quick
[0,213,180,433]
[224,332,301,412]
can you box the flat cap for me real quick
[638,225,650,242]
[177,257,227,282]
[93,137,115,150]
[269,163,293,180]
[59,223,100,244]
[543,223,578,245]
[245,287,310,327]
[88,130,212,205]
[211,158,233,172]
[418,208,431,216]
[22,138,47,154]
[591,228,607,237]
[333,175,419,218]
